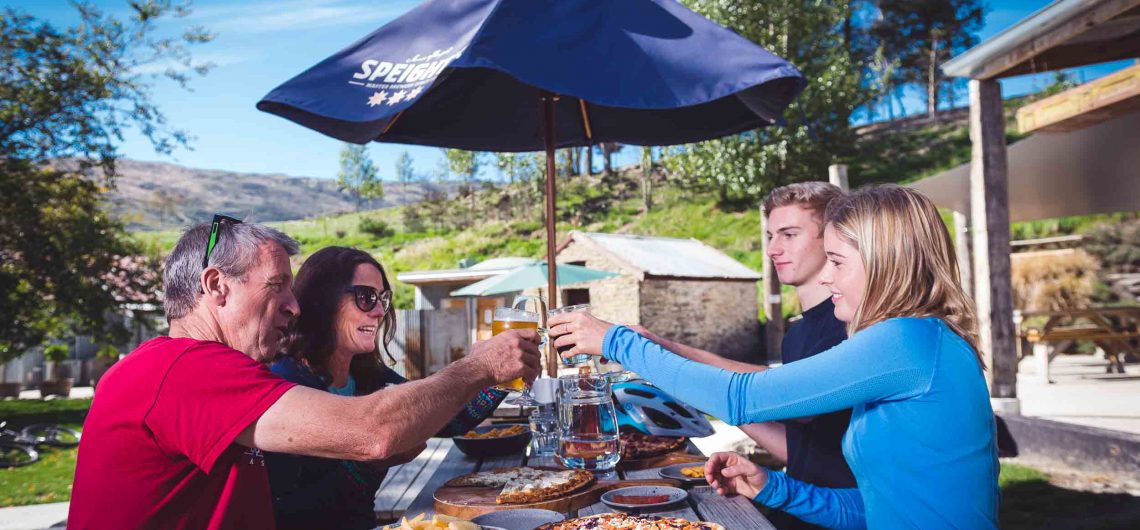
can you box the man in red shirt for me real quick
[69,219,541,529]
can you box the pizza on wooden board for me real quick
[445,467,595,504]
[620,431,687,459]
[534,513,726,530]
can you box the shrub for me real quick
[334,229,346,239]
[1084,220,1140,273]
[359,217,395,238]
[42,344,69,363]
[1010,249,1099,311]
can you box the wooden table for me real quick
[374,438,774,529]
[1017,306,1140,381]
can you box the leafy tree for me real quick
[337,143,383,208]
[395,151,415,195]
[663,0,874,205]
[445,149,482,226]
[870,0,984,117]
[0,1,210,361]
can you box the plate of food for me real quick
[600,485,688,510]
[534,513,724,530]
[452,423,531,458]
[438,466,595,506]
[471,508,565,530]
[620,431,687,460]
[658,462,708,483]
[384,512,506,530]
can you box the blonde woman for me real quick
[549,185,999,529]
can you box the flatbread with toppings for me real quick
[620,431,687,459]
[534,513,725,530]
[445,466,594,504]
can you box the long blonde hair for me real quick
[825,185,983,367]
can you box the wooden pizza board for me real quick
[618,450,706,471]
[433,475,682,519]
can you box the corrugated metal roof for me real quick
[576,232,761,280]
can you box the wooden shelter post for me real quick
[760,208,783,364]
[828,164,849,191]
[968,79,1019,414]
[953,211,974,300]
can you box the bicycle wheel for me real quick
[0,442,39,467]
[21,424,81,447]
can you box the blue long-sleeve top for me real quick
[604,317,999,530]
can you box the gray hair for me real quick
[163,220,300,320]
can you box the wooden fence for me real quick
[388,309,471,380]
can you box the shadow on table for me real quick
[1001,479,1140,530]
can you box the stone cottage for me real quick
[557,231,763,362]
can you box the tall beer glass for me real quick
[491,306,540,393]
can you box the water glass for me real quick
[548,304,592,365]
[528,410,559,457]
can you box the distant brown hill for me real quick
[89,158,451,231]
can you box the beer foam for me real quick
[494,307,540,322]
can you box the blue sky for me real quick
[7,0,1133,181]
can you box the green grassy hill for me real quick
[134,97,1133,317]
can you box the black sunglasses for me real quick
[344,285,392,313]
[202,214,242,269]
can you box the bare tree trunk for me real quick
[927,35,941,119]
[585,145,594,176]
[641,146,653,212]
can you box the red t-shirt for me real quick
[69,337,296,530]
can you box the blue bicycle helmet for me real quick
[612,380,714,438]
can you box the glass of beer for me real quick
[491,296,546,406]
[548,304,592,365]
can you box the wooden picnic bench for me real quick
[373,437,775,529]
[1016,306,1140,382]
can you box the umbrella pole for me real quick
[542,92,558,377]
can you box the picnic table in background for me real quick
[373,437,774,529]
[1016,306,1140,382]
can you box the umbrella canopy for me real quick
[257,0,804,373]
[257,0,805,150]
[450,262,618,297]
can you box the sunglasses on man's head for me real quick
[344,285,392,313]
[203,214,242,269]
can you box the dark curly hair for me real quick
[285,246,396,394]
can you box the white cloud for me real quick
[131,52,253,75]
[188,0,414,35]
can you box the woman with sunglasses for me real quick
[264,246,510,530]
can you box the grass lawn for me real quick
[0,398,90,507]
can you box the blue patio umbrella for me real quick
[257,0,805,370]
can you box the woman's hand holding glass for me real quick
[547,310,614,361]
[705,451,769,499]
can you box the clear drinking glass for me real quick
[556,373,621,471]
[548,304,592,366]
[528,410,559,456]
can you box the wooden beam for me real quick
[969,80,1019,410]
[953,211,973,301]
[760,208,783,364]
[1017,63,1140,133]
[970,0,1140,80]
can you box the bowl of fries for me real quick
[385,512,505,530]
[452,423,531,457]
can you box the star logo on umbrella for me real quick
[406,86,423,100]
[388,90,408,105]
[367,91,388,107]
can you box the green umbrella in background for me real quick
[451,262,618,297]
